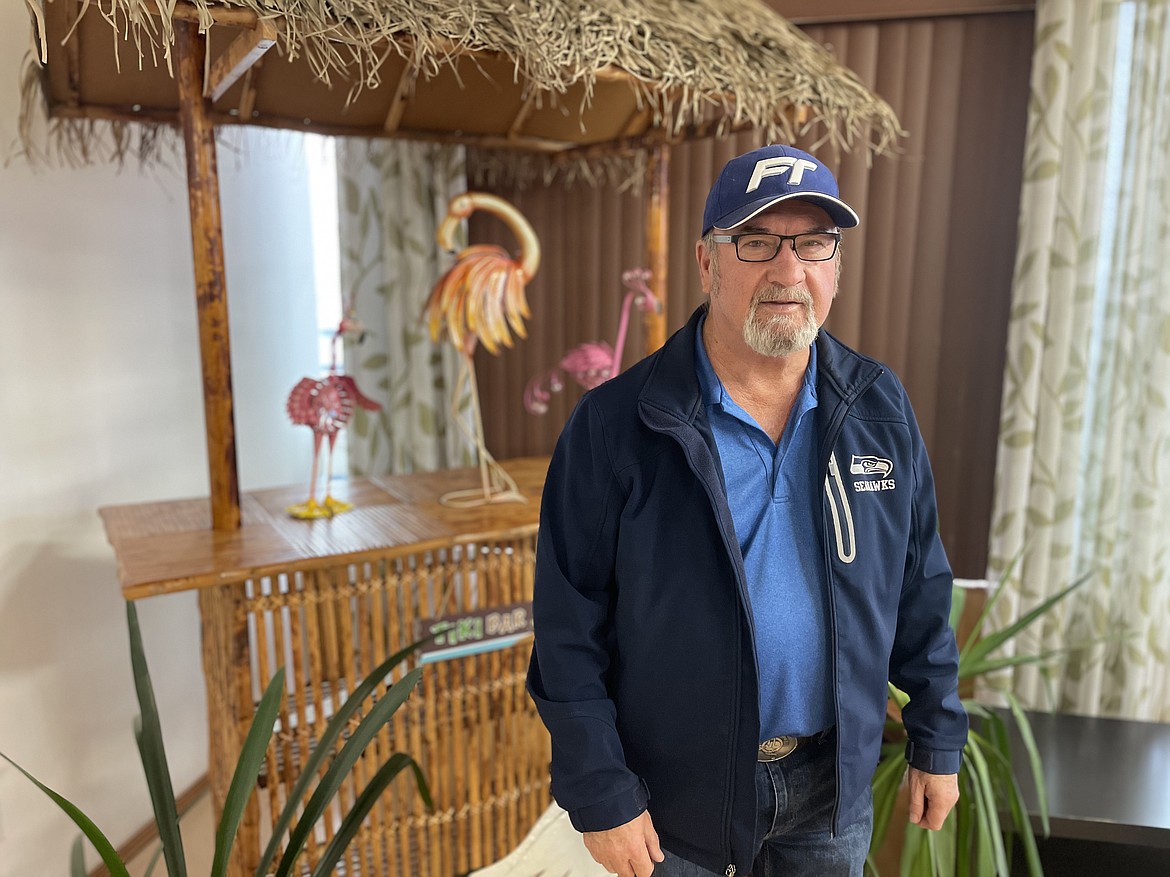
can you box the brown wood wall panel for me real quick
[933,12,1034,569]
[470,11,1034,577]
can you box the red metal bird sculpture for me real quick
[285,315,381,519]
[524,268,660,415]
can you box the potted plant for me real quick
[867,569,1091,877]
[2,602,431,877]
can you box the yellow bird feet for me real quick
[285,495,355,519]
[438,485,527,509]
[286,498,332,519]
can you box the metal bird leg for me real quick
[439,353,525,508]
[322,431,353,515]
[287,431,331,519]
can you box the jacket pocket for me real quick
[825,452,856,563]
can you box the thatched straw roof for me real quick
[22,0,902,181]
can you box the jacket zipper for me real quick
[824,452,856,563]
[819,368,882,836]
[645,416,749,870]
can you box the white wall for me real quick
[0,9,324,875]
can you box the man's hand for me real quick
[907,767,959,830]
[583,810,665,877]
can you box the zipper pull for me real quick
[828,453,840,477]
[725,866,736,876]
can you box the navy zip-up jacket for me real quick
[528,306,968,875]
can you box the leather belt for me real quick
[758,729,831,762]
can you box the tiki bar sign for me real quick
[413,601,534,665]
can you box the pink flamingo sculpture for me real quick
[285,313,381,519]
[423,192,541,507]
[524,268,660,415]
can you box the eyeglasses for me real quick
[710,232,841,263]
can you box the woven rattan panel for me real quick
[204,535,547,877]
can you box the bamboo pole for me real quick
[176,22,241,531]
[644,142,670,354]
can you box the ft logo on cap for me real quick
[746,156,818,193]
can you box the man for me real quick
[527,144,967,877]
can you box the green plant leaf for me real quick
[974,733,1044,874]
[960,750,995,877]
[70,835,86,877]
[960,574,1089,674]
[127,603,187,877]
[949,587,967,636]
[964,734,1010,876]
[143,777,205,877]
[961,644,1085,678]
[961,701,994,720]
[258,641,427,877]
[1002,767,1043,876]
[955,789,971,877]
[0,753,131,877]
[929,815,956,877]
[888,682,910,710]
[143,844,166,877]
[899,822,931,876]
[959,551,1023,665]
[1003,693,1049,837]
[211,667,285,877]
[868,745,908,859]
[308,755,430,877]
[273,667,425,877]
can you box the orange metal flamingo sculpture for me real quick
[285,313,381,519]
[524,268,660,415]
[423,192,541,507]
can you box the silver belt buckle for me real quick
[758,735,799,762]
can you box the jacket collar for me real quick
[637,305,708,424]
[815,324,886,406]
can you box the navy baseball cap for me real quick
[701,144,859,236]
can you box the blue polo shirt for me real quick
[694,318,833,740]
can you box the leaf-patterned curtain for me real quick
[985,0,1170,719]
[337,140,473,475]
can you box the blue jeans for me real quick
[653,733,872,876]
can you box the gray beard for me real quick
[742,285,819,357]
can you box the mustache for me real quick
[750,285,813,307]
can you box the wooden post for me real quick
[176,22,241,531]
[644,142,670,355]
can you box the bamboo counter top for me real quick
[99,457,550,601]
